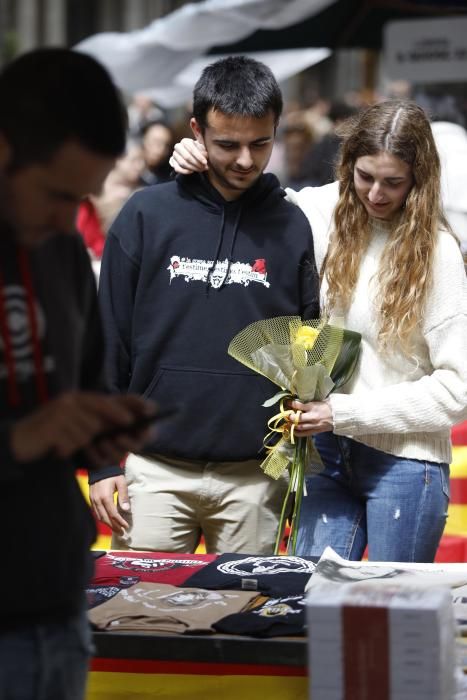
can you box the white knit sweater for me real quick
[286,181,467,464]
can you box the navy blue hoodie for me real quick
[94,172,318,476]
[0,233,100,623]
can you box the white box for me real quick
[307,583,456,700]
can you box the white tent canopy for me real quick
[75,0,335,102]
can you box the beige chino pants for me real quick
[112,453,288,554]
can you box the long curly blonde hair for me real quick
[323,99,451,354]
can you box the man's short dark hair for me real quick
[192,56,283,130]
[0,47,127,169]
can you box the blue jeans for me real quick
[296,433,450,562]
[0,610,93,700]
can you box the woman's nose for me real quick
[368,182,384,202]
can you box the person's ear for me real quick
[0,132,12,171]
[190,118,205,146]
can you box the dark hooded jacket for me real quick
[93,172,319,480]
[0,232,101,623]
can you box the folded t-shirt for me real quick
[182,553,317,597]
[93,552,217,587]
[88,582,259,634]
[214,594,307,637]
[86,577,140,609]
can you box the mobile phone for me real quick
[94,404,179,443]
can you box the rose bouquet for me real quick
[228,316,361,554]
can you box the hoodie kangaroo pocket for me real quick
[142,365,275,462]
[143,367,164,399]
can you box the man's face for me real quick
[0,139,115,248]
[191,108,276,200]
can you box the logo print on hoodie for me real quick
[168,256,270,289]
[0,285,44,359]
[0,285,54,380]
[0,284,55,380]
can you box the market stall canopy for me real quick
[75,0,467,105]
[75,0,334,98]
[210,0,467,52]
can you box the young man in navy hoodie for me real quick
[91,56,319,555]
[0,49,154,700]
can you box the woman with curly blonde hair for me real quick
[323,100,448,353]
[171,98,467,563]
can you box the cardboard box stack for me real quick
[307,583,456,700]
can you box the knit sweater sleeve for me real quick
[330,232,467,435]
[285,181,338,273]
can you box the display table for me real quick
[88,630,308,699]
[84,419,467,698]
[86,551,309,699]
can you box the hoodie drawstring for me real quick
[0,249,49,407]
[222,206,243,290]
[205,205,243,294]
[205,208,226,294]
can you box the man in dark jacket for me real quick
[0,49,154,700]
[91,56,319,555]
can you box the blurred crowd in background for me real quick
[77,81,467,276]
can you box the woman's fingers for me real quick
[173,140,208,170]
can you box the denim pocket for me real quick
[438,462,450,501]
[426,461,450,500]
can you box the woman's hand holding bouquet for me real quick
[288,398,334,436]
[228,316,361,554]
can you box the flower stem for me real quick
[288,437,307,555]
[273,465,294,555]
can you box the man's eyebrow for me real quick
[213,138,239,145]
[213,136,272,145]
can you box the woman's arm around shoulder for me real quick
[285,181,339,274]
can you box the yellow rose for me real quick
[294,325,319,350]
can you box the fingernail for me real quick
[121,502,130,511]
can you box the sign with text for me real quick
[383,16,467,83]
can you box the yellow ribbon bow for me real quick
[261,398,302,480]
